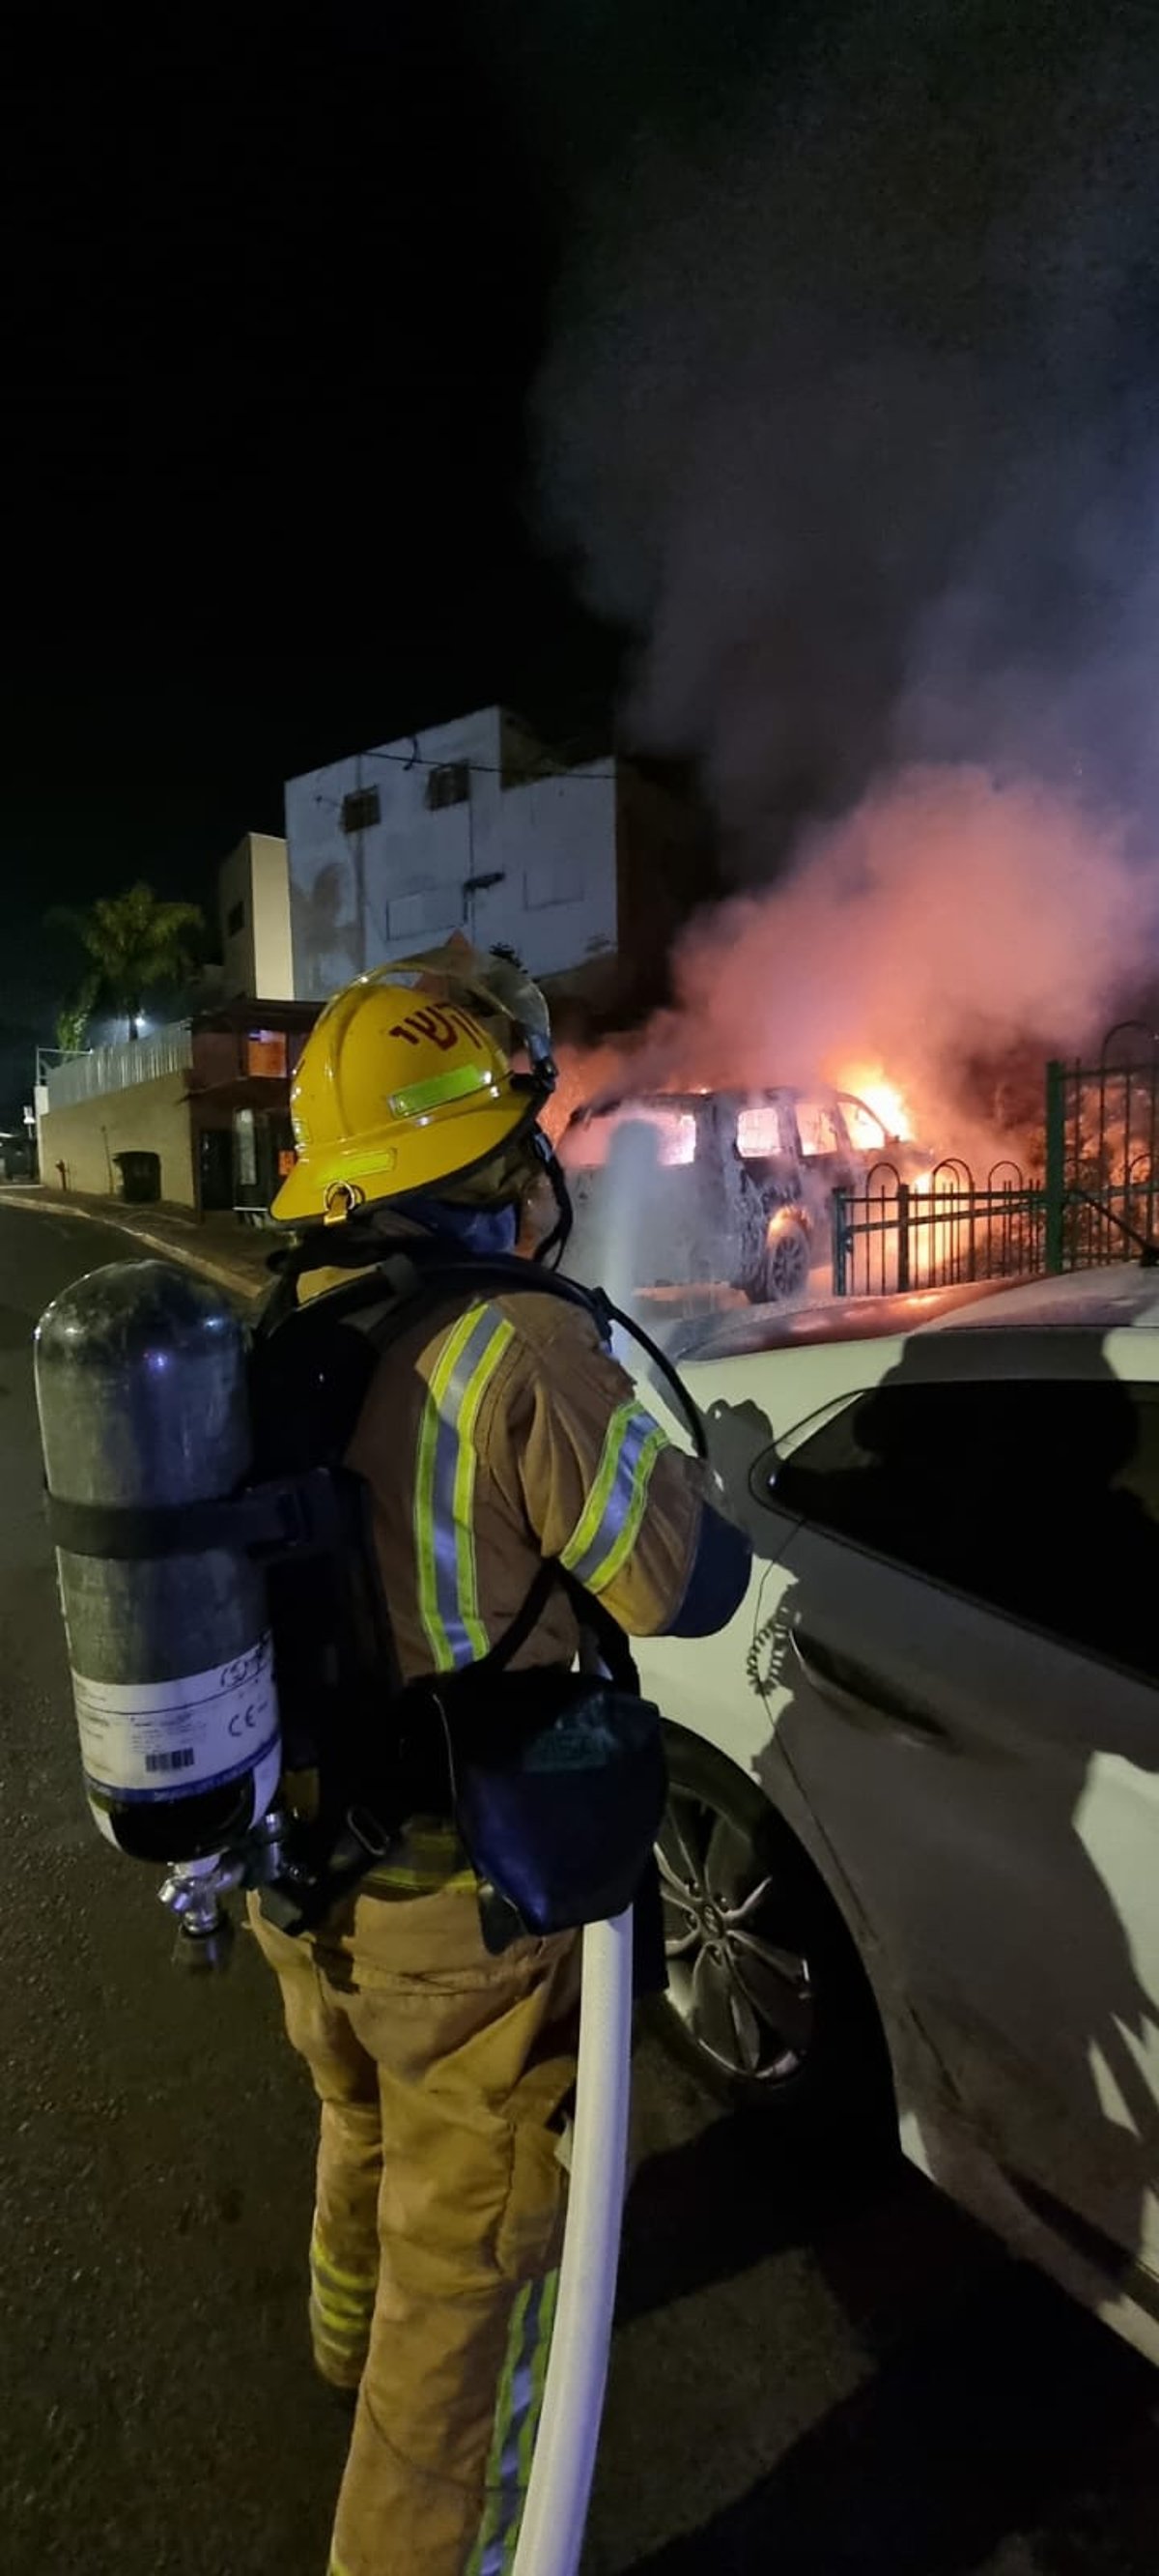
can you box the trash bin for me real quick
[113,1150,162,1205]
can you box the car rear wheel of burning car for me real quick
[758,1213,812,1305]
[652,1726,893,2139]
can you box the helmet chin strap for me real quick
[529,1131,574,1270]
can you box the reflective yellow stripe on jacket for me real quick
[466,2267,559,2576]
[559,1398,666,1595]
[415,1302,515,1669]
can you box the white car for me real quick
[635,1265,1159,2368]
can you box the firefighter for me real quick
[248,961,751,2576]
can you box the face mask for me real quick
[406,1196,519,1259]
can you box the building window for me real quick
[246,1029,288,1078]
[227,898,245,937]
[425,760,470,812]
[523,858,581,911]
[341,787,381,833]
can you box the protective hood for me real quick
[404,1198,520,1259]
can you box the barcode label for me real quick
[73,1636,277,1800]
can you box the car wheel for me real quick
[649,1728,893,2139]
[754,1218,810,1304]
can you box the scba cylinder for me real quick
[35,1259,281,1864]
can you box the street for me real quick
[2,1205,1157,2576]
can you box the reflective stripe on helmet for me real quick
[415,1303,516,1669]
[388,1061,497,1119]
[558,1399,667,1595]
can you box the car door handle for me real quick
[790,1627,952,1746]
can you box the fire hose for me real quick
[513,1904,635,2576]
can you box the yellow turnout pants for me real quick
[249,1885,580,2576]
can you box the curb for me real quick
[0,1190,267,1302]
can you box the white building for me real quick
[218,831,294,1000]
[284,707,697,1008]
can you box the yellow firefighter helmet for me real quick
[270,964,537,1228]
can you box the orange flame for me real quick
[835,1065,915,1142]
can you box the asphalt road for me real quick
[2,1204,1157,2576]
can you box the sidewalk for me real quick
[0,1184,275,1302]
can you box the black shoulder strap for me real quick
[256,1242,693,1698]
[260,1241,707,1462]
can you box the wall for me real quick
[44,1022,194,1109]
[219,832,293,1000]
[40,1073,196,1206]
[285,708,619,1002]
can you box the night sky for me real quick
[0,7,629,1101]
[4,1,1159,1118]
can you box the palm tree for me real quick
[51,883,205,1043]
[55,980,99,1052]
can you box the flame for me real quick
[836,1066,915,1142]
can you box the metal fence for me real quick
[833,1160,1045,1299]
[834,1021,1159,1298]
[1044,1021,1159,1270]
[44,1021,193,1109]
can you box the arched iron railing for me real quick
[833,1025,1159,1297]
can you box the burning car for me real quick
[560,1084,932,1309]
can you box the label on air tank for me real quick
[71,1634,278,1803]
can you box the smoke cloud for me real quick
[647,768,1156,1140]
[523,0,1159,1131]
[534,6,1159,823]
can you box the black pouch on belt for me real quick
[436,1665,667,1944]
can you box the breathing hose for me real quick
[512,1905,635,2576]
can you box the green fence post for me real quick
[1044,1059,1065,1273]
[833,1189,848,1297]
[896,1181,911,1292]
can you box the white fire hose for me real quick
[512,1904,635,2576]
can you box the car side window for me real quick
[736,1101,787,1159]
[776,1376,1159,1678]
[796,1100,843,1158]
[838,1096,889,1156]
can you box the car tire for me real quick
[647,1727,894,2144]
[753,1217,810,1305]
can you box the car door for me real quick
[757,1363,1159,2282]
[791,1095,862,1198]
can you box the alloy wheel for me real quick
[656,1789,815,2083]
